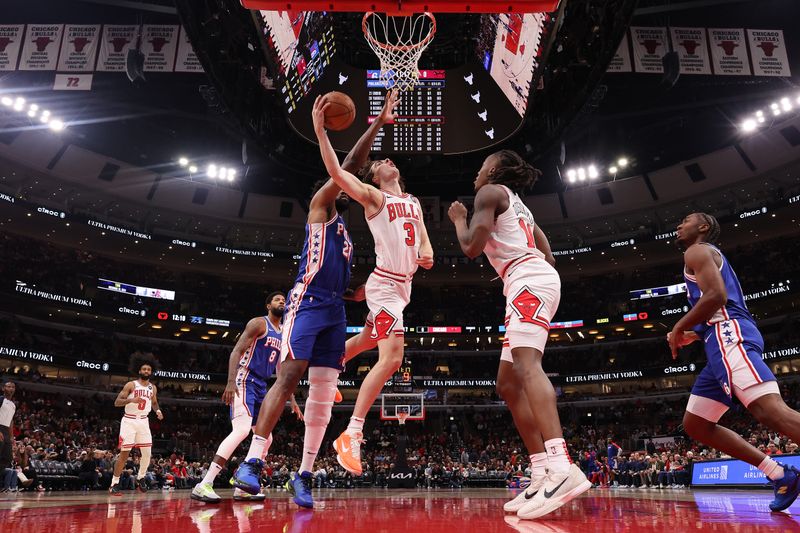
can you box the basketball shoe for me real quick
[334,389,343,403]
[109,483,122,496]
[504,476,548,513]
[770,464,800,512]
[333,431,364,475]
[233,487,266,501]
[136,478,148,493]
[232,458,264,495]
[517,464,591,520]
[191,482,222,503]
[286,471,314,508]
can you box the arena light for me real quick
[207,164,218,178]
[617,157,629,168]
[27,104,38,118]
[40,110,50,123]
[227,168,236,181]
[740,119,757,133]
[566,169,577,183]
[587,165,599,179]
[577,168,586,181]
[609,165,618,174]
[218,167,228,180]
[13,97,25,111]
[48,119,65,132]
[781,97,793,112]
[0,96,12,107]
[178,157,189,167]
[188,165,198,174]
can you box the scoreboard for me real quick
[367,70,444,153]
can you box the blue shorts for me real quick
[691,318,776,406]
[231,374,266,421]
[280,284,346,371]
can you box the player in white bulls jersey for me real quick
[110,352,163,496]
[312,93,434,475]
[448,150,589,520]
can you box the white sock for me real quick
[544,438,571,475]
[759,456,785,481]
[261,433,273,460]
[530,452,548,480]
[201,462,223,486]
[245,434,268,461]
[346,416,365,437]
[112,475,120,486]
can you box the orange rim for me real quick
[362,12,437,53]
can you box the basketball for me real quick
[322,91,356,131]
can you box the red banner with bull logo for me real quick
[747,29,791,77]
[97,25,138,72]
[708,28,751,76]
[0,25,24,72]
[141,25,179,72]
[19,24,63,71]
[57,25,101,72]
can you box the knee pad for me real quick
[306,367,338,426]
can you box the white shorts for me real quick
[364,268,412,341]
[502,258,561,354]
[119,415,152,450]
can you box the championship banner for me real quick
[607,32,632,73]
[630,27,668,73]
[670,27,711,75]
[0,25,25,71]
[747,29,791,77]
[97,25,138,72]
[19,24,63,71]
[174,26,203,73]
[141,25,179,72]
[57,24,101,71]
[708,28,751,75]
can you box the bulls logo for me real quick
[718,41,738,56]
[33,37,54,52]
[757,41,778,57]
[640,39,662,54]
[370,309,397,341]
[71,37,91,53]
[678,39,699,55]
[510,287,546,326]
[0,37,12,53]
[109,37,130,53]
[149,37,168,52]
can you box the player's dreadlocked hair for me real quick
[358,160,406,192]
[697,212,721,244]
[129,351,160,375]
[265,291,284,310]
[487,150,542,195]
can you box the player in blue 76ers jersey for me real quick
[233,90,399,509]
[191,292,301,503]
[670,213,800,512]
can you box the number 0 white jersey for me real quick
[124,380,154,416]
[366,191,422,276]
[485,185,546,279]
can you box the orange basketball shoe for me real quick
[333,431,363,476]
[334,389,343,403]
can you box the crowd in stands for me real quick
[1,378,798,493]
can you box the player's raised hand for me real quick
[378,89,400,124]
[222,382,239,406]
[448,201,468,223]
[312,95,331,134]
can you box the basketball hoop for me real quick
[362,12,437,92]
[397,412,410,426]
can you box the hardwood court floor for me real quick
[1,487,798,532]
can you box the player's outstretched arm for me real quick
[532,224,556,267]
[448,185,504,259]
[222,317,267,406]
[114,382,135,407]
[668,245,727,357]
[309,91,399,215]
[312,96,381,212]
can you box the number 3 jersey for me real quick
[366,191,422,276]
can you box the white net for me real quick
[362,12,437,92]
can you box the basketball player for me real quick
[311,94,435,477]
[232,90,399,508]
[447,150,589,519]
[669,213,800,511]
[110,352,163,496]
[191,292,298,503]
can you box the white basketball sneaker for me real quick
[504,475,548,513]
[517,464,591,520]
